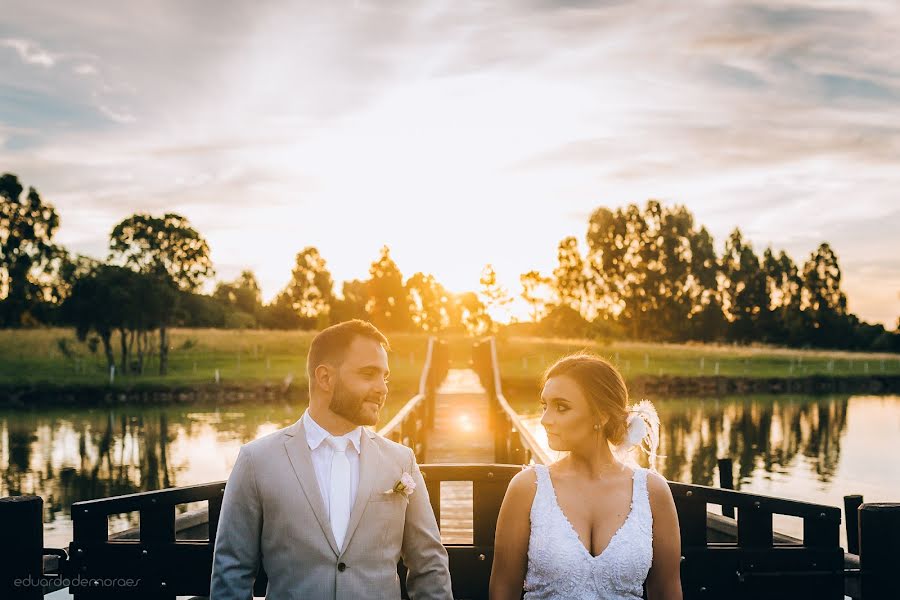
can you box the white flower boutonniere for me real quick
[385,472,416,497]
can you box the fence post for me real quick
[858,503,900,598]
[844,495,863,555]
[0,495,44,600]
[717,457,735,518]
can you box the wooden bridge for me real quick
[1,337,898,599]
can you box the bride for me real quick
[490,353,682,600]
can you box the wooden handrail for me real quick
[376,336,449,461]
[377,336,435,439]
[488,337,552,465]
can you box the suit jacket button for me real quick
[338,562,346,572]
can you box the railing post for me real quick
[717,457,735,518]
[844,494,863,555]
[0,495,44,600]
[858,503,900,598]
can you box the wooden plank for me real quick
[738,506,773,548]
[439,481,472,545]
[141,505,176,544]
[803,512,838,548]
[473,477,510,547]
[421,370,499,545]
[424,370,494,465]
[675,494,708,547]
[0,495,43,600]
[680,546,844,600]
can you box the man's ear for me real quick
[314,364,334,393]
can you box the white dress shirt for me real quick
[303,410,362,510]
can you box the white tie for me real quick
[327,436,352,550]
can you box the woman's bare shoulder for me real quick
[504,466,539,505]
[645,470,677,509]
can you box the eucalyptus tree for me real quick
[109,213,214,374]
[0,173,63,326]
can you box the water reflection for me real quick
[2,394,899,548]
[526,395,900,506]
[0,404,306,546]
[656,395,848,487]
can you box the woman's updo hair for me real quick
[542,352,629,445]
[542,352,661,469]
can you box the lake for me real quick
[2,393,898,549]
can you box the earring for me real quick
[593,424,600,431]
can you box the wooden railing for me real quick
[68,481,228,599]
[472,337,551,466]
[4,464,877,600]
[377,336,449,462]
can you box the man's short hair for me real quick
[306,319,390,387]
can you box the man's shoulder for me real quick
[240,422,299,456]
[368,429,414,463]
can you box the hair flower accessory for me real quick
[624,413,649,447]
[385,472,416,497]
[614,399,662,470]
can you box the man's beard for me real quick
[329,375,380,426]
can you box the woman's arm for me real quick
[645,472,683,600]
[489,468,537,600]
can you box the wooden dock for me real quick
[425,369,494,464]
[424,369,496,544]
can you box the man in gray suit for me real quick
[211,320,453,599]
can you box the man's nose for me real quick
[376,377,388,396]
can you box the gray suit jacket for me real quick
[210,418,452,599]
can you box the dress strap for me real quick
[530,464,553,502]
[533,463,550,486]
[631,467,652,517]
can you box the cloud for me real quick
[0,0,897,325]
[94,103,135,124]
[1,38,57,67]
[74,63,97,76]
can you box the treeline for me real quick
[518,201,898,351]
[1,174,897,378]
[0,173,497,375]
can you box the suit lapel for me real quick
[283,420,340,556]
[342,428,380,550]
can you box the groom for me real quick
[210,320,452,599]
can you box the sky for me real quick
[1,0,898,327]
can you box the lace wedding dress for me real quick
[524,464,653,600]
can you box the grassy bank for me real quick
[0,328,428,398]
[486,336,900,388]
[3,328,897,394]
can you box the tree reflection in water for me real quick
[515,394,853,488]
[649,395,848,486]
[0,394,888,543]
[0,403,305,527]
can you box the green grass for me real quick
[3,328,897,395]
[490,336,900,388]
[0,328,428,399]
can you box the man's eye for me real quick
[557,405,569,412]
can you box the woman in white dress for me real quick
[490,353,682,600]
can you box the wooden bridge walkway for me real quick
[423,368,495,544]
[424,369,494,464]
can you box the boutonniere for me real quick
[384,472,416,497]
